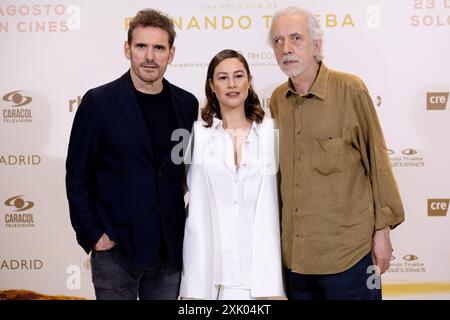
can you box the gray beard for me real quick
[279,62,307,78]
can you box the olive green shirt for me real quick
[269,63,404,274]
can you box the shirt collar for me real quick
[248,120,260,141]
[285,62,329,100]
[211,117,223,130]
[211,117,260,140]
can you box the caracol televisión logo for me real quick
[2,90,33,123]
[4,195,35,228]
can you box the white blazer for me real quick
[180,117,285,299]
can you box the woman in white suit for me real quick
[180,49,285,300]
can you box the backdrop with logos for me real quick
[1,0,449,299]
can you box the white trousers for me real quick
[214,285,256,300]
[181,285,257,300]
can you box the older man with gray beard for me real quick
[268,6,404,300]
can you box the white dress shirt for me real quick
[205,118,261,288]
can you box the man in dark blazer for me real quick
[65,9,198,300]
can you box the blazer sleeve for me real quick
[184,123,212,242]
[180,122,215,298]
[255,118,281,237]
[65,90,104,253]
[251,118,285,297]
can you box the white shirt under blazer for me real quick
[180,116,285,299]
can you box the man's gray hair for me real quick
[268,6,324,62]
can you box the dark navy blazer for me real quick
[65,71,198,271]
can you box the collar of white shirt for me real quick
[211,117,260,142]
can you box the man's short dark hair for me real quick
[128,9,176,47]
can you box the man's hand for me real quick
[93,233,116,251]
[371,226,393,274]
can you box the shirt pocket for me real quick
[311,137,346,175]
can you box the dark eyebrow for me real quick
[153,44,167,49]
[216,70,245,76]
[132,42,167,49]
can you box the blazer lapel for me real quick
[116,71,155,163]
[159,79,186,169]
[168,81,184,131]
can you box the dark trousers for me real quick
[286,252,382,300]
[90,245,180,300]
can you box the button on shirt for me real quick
[269,63,405,274]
